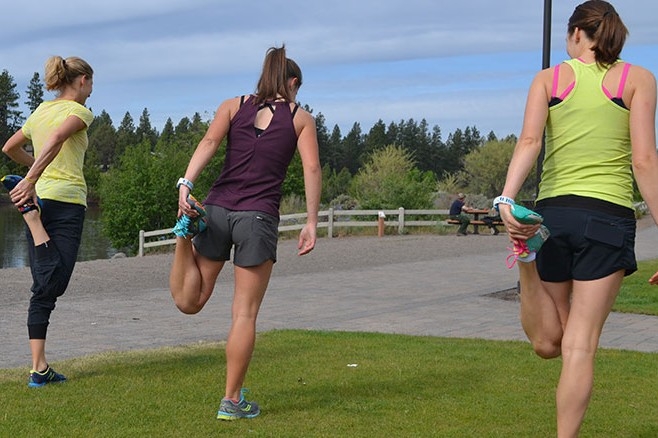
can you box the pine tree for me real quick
[0,69,24,174]
[136,108,158,148]
[25,72,44,112]
[0,69,23,146]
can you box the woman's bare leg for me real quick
[556,271,623,438]
[169,237,223,314]
[518,260,569,358]
[22,209,49,246]
[224,260,273,401]
[29,339,47,371]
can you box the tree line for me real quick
[1,68,532,252]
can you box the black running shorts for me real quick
[535,205,637,282]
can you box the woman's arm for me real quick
[629,66,658,222]
[627,66,658,285]
[295,110,322,255]
[2,130,34,168]
[177,98,236,216]
[499,69,550,240]
[3,115,86,207]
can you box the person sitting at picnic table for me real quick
[449,193,471,236]
[482,207,502,235]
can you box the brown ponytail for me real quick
[254,45,302,105]
[567,0,628,68]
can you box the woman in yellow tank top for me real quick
[2,55,94,388]
[497,1,658,436]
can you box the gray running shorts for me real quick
[193,205,279,267]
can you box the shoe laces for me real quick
[172,215,192,237]
[505,240,530,269]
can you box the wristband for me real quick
[176,177,194,191]
[24,176,37,185]
[493,195,515,211]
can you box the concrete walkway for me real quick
[1,222,657,369]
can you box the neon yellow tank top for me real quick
[537,59,633,209]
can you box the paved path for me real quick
[1,222,658,369]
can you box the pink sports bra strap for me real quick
[559,83,575,100]
[616,63,632,98]
[552,64,575,100]
[551,64,560,98]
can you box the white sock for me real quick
[518,251,536,263]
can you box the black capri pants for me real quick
[26,200,85,339]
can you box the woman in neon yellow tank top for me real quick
[2,56,94,388]
[497,1,658,436]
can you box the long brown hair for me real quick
[568,0,628,68]
[254,45,302,105]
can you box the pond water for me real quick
[0,203,117,269]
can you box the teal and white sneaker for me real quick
[172,195,207,238]
[510,203,549,252]
[510,203,543,224]
[28,365,66,388]
[526,224,550,253]
[505,203,550,268]
[216,389,260,420]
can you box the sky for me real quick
[2,0,658,140]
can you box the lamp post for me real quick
[543,0,552,70]
[536,0,552,198]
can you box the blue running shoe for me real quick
[217,389,260,420]
[28,365,67,388]
[1,174,24,191]
[1,175,43,214]
[172,195,207,238]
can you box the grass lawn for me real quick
[1,330,657,438]
[615,259,658,315]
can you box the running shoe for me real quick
[506,240,531,269]
[506,225,550,269]
[509,203,543,224]
[505,203,549,268]
[28,365,67,388]
[216,389,260,420]
[526,224,550,253]
[172,195,207,238]
[1,175,43,214]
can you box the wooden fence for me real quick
[138,208,451,256]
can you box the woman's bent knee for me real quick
[532,338,562,359]
[172,295,203,315]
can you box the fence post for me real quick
[377,211,386,237]
[328,208,334,239]
[138,230,145,257]
[398,207,405,234]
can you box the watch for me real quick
[493,195,515,211]
[176,177,194,191]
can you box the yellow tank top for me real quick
[22,100,94,207]
[538,59,633,209]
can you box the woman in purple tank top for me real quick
[169,45,321,420]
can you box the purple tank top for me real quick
[204,95,299,217]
